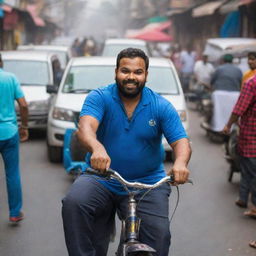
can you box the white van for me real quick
[46,57,188,162]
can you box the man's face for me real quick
[248,55,256,70]
[115,57,148,99]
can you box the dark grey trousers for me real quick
[239,156,256,206]
[62,174,171,256]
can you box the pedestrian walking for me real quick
[193,53,214,89]
[210,54,242,132]
[180,44,197,93]
[0,53,28,223]
[62,48,191,256]
[222,75,256,218]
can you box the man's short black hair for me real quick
[116,48,149,70]
[248,51,256,58]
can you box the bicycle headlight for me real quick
[52,107,74,122]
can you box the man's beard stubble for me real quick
[115,78,146,99]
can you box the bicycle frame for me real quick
[116,192,156,256]
[86,168,192,256]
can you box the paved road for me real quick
[0,110,255,256]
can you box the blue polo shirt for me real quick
[0,68,24,140]
[80,83,188,194]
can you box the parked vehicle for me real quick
[101,38,152,56]
[17,44,71,69]
[47,57,189,162]
[203,38,256,66]
[1,51,61,129]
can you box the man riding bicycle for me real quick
[62,48,192,256]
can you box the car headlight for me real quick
[28,100,49,112]
[52,107,74,122]
[178,110,187,122]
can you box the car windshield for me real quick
[62,65,179,94]
[102,44,150,56]
[4,60,49,85]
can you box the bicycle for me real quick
[86,167,192,256]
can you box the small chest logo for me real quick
[148,119,156,127]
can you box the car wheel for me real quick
[47,144,63,163]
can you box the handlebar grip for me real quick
[86,167,110,178]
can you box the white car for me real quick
[1,51,60,129]
[204,37,256,64]
[17,44,71,69]
[102,38,151,56]
[47,57,188,162]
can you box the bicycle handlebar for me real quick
[86,168,193,189]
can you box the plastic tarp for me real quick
[220,11,240,37]
[192,1,224,17]
[26,4,45,27]
[127,21,172,42]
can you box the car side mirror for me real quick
[46,84,58,94]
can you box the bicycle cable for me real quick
[136,184,180,223]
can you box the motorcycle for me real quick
[224,124,241,182]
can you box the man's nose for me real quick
[127,72,135,79]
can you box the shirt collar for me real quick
[112,83,150,106]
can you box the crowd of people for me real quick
[170,44,256,250]
[70,37,98,57]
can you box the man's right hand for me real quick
[222,124,231,135]
[90,147,111,173]
[19,127,29,142]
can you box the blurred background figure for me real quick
[53,58,64,86]
[242,51,256,87]
[170,44,182,75]
[193,53,214,90]
[180,44,197,93]
[210,54,242,132]
[71,38,80,57]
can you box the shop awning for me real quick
[128,30,172,42]
[26,4,45,27]
[220,0,256,14]
[220,0,240,14]
[2,4,13,13]
[239,0,256,5]
[192,1,225,17]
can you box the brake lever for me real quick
[169,173,193,185]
